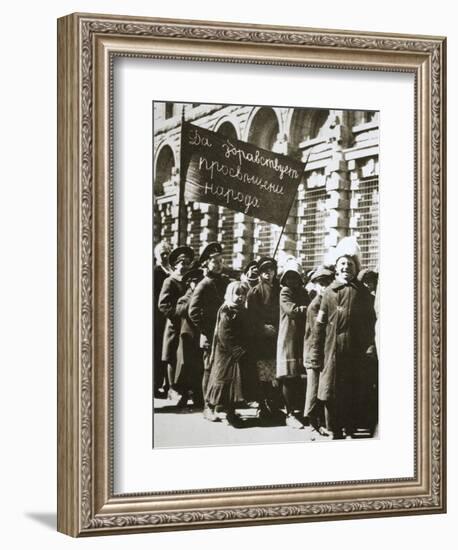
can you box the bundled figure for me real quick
[205,282,252,427]
[246,257,281,420]
[174,267,205,408]
[303,266,334,433]
[188,242,229,420]
[158,246,194,401]
[309,237,376,439]
[276,260,309,429]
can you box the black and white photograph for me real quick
[153,101,380,448]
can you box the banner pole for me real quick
[272,222,287,259]
[178,106,186,245]
[272,149,313,260]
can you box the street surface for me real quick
[153,395,374,449]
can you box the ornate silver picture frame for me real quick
[57,13,446,536]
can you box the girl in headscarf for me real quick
[276,260,309,429]
[205,281,252,426]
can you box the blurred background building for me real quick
[153,102,379,272]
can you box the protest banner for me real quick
[180,121,305,227]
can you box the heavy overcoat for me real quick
[303,293,323,367]
[276,285,308,377]
[246,280,279,360]
[153,265,170,367]
[174,287,203,389]
[158,275,186,364]
[309,280,376,402]
[206,304,251,408]
[188,273,229,348]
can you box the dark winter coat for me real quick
[246,280,279,360]
[174,287,203,389]
[158,275,186,363]
[205,304,251,408]
[188,273,229,349]
[309,279,376,401]
[153,264,171,360]
[276,285,308,377]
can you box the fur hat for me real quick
[333,236,361,271]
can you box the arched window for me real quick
[246,107,279,150]
[245,108,281,258]
[216,120,238,140]
[154,145,175,197]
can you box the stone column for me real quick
[322,111,352,261]
[232,213,254,270]
[199,203,219,250]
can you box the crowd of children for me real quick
[154,237,379,439]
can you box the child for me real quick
[246,257,281,420]
[158,246,194,401]
[205,281,251,427]
[303,266,334,434]
[174,267,204,408]
[276,260,308,429]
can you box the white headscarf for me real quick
[224,281,246,307]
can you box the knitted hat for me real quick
[333,236,361,271]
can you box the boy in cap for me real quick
[303,266,334,435]
[246,257,281,419]
[158,246,194,401]
[308,237,376,439]
[188,242,229,420]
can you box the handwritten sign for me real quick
[181,122,305,226]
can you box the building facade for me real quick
[153,102,379,272]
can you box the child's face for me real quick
[260,267,275,284]
[155,245,171,265]
[315,278,331,295]
[231,288,247,308]
[173,257,192,277]
[335,256,356,283]
[207,254,223,274]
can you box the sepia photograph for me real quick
[55,10,446,536]
[153,101,380,449]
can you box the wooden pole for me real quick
[272,149,314,260]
